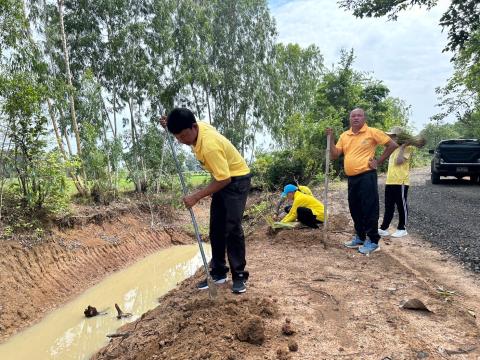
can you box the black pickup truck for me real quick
[429,139,480,184]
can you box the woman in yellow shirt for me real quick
[379,127,424,238]
[280,184,324,228]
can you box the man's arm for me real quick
[325,128,342,160]
[369,139,398,169]
[183,178,231,208]
[395,144,407,165]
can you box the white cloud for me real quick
[269,0,454,131]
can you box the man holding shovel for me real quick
[160,108,251,294]
[326,108,398,255]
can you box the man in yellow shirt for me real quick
[378,127,423,238]
[327,108,398,254]
[280,184,324,228]
[162,108,251,294]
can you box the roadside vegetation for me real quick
[1,0,478,239]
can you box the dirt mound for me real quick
[0,212,192,342]
[237,316,265,345]
[93,272,281,360]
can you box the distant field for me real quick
[187,172,210,187]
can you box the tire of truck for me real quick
[431,171,440,184]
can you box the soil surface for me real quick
[93,179,480,360]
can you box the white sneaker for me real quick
[391,229,408,238]
[378,228,390,237]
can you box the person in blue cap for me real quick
[280,184,325,228]
[274,184,313,219]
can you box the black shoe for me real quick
[231,279,246,294]
[196,274,227,290]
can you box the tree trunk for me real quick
[47,98,67,158]
[57,0,86,182]
[204,85,212,124]
[47,98,87,196]
[58,105,74,157]
[190,81,202,119]
[113,87,118,138]
[128,97,141,192]
[0,132,10,222]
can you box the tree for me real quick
[435,30,480,139]
[420,122,461,149]
[338,0,480,52]
[261,43,324,144]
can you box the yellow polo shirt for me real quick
[386,146,414,185]
[193,122,250,181]
[281,191,324,223]
[336,124,390,176]
[298,185,313,196]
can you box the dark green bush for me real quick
[252,150,322,190]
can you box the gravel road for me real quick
[379,167,480,273]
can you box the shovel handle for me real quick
[164,130,215,297]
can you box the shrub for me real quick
[252,150,322,190]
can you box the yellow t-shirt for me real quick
[386,146,414,185]
[281,191,324,223]
[193,122,250,181]
[298,185,313,196]
[336,124,391,176]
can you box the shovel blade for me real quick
[207,276,218,299]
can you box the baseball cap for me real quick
[281,184,298,198]
[385,126,403,136]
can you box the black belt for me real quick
[230,173,252,182]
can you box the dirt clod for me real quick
[83,305,98,318]
[276,348,292,360]
[236,316,265,345]
[288,339,298,352]
[281,321,295,336]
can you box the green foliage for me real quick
[263,43,324,142]
[435,30,480,140]
[244,200,269,219]
[338,0,479,53]
[252,149,318,190]
[420,122,462,149]
[31,151,73,214]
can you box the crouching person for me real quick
[280,184,324,228]
[275,184,313,219]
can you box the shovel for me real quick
[164,130,217,299]
[323,133,330,243]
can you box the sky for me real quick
[268,0,454,132]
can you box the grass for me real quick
[186,172,211,187]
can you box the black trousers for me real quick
[297,207,322,228]
[210,176,251,281]
[347,170,380,244]
[380,184,409,230]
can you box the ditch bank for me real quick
[0,205,194,342]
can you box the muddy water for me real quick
[0,244,211,360]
